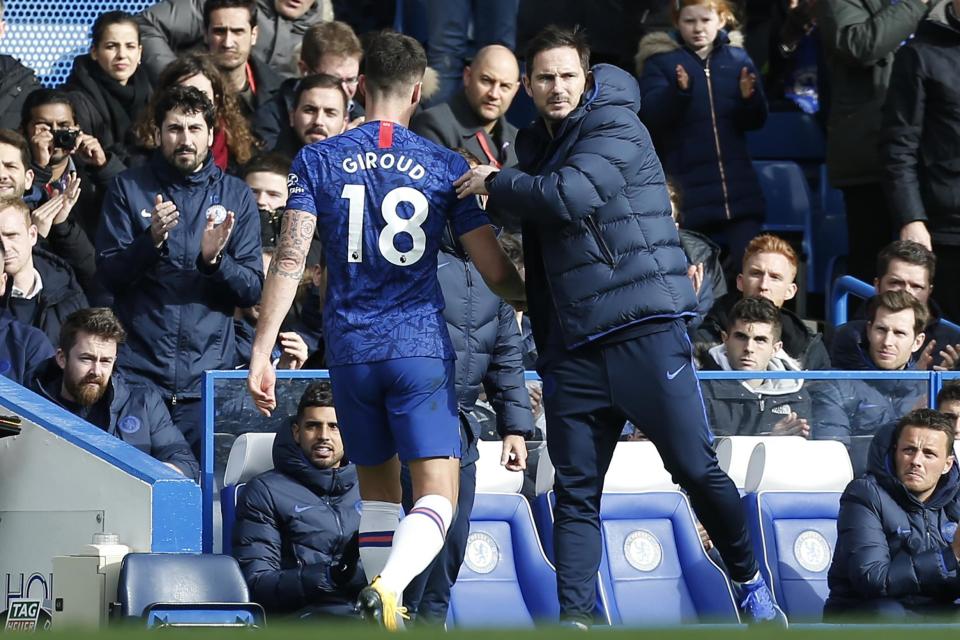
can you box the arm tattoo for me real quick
[269,209,316,280]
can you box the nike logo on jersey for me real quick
[437,262,450,270]
[666,364,687,380]
[140,209,152,218]
[294,505,313,513]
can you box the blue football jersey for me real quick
[286,121,490,366]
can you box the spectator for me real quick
[825,409,960,620]
[0,196,88,346]
[133,53,259,172]
[62,11,152,171]
[254,20,364,150]
[204,0,282,122]
[700,297,811,437]
[96,86,263,451]
[233,381,365,617]
[0,242,54,386]
[637,0,768,276]
[402,149,534,625]
[272,74,347,158]
[813,291,929,444]
[882,0,960,322]
[831,241,960,371]
[937,381,960,439]
[697,233,830,369]
[818,0,930,283]
[243,152,289,246]
[425,0,519,106]
[138,0,333,82]
[0,0,40,130]
[31,307,198,479]
[764,0,821,114]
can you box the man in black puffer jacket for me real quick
[455,25,784,626]
[825,409,960,620]
[233,382,365,617]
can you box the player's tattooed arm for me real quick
[269,209,316,280]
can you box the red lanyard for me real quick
[246,62,257,94]
[474,131,501,169]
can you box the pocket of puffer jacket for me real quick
[584,215,615,266]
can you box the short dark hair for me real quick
[296,381,334,422]
[524,25,590,77]
[243,152,291,179]
[203,0,257,30]
[294,74,348,113]
[498,232,524,271]
[21,89,76,134]
[937,381,960,408]
[301,20,362,69]
[453,147,482,167]
[894,408,956,458]
[0,129,31,168]
[866,289,929,336]
[91,11,139,47]
[153,85,216,130]
[362,30,426,96]
[59,308,127,354]
[876,240,936,282]
[727,297,783,341]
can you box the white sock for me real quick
[358,500,401,585]
[377,494,453,597]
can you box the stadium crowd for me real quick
[3,0,960,626]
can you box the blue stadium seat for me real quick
[448,492,560,627]
[754,160,815,293]
[747,112,826,162]
[116,553,264,628]
[220,433,276,555]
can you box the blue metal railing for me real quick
[831,275,960,334]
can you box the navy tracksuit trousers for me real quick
[541,319,758,623]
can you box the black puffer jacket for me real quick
[0,55,40,130]
[232,423,364,616]
[825,423,960,617]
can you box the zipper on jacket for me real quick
[703,59,733,220]
[584,215,615,266]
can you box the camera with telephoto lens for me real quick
[52,128,80,150]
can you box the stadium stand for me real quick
[219,432,277,556]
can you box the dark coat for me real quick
[811,377,925,444]
[255,77,364,153]
[486,63,698,357]
[232,424,364,616]
[239,56,284,121]
[637,31,768,230]
[0,310,54,386]
[825,423,960,616]
[882,4,960,243]
[5,247,89,346]
[0,54,40,130]
[679,228,727,332]
[437,234,534,465]
[817,0,929,187]
[95,152,263,398]
[696,291,831,370]
[32,359,199,480]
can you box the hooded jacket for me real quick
[882,0,960,243]
[699,343,810,436]
[32,359,199,480]
[232,423,364,616]
[95,152,263,399]
[5,247,89,347]
[0,310,54,386]
[825,422,960,616]
[437,230,534,465]
[811,377,925,444]
[0,55,40,131]
[680,228,727,332]
[486,63,698,358]
[636,30,768,230]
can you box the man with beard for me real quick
[271,74,347,158]
[32,307,198,479]
[96,86,263,454]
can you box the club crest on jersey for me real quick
[342,151,425,180]
[206,204,228,225]
[287,173,305,195]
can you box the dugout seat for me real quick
[220,433,276,555]
[116,553,264,628]
[741,439,852,621]
[715,436,806,491]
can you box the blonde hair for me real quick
[671,0,739,30]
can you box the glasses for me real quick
[335,75,359,87]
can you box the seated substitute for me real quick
[0,242,54,385]
[825,409,960,621]
[32,307,198,479]
[699,297,811,438]
[232,381,365,618]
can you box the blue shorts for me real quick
[329,357,461,466]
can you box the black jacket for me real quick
[255,77,364,153]
[825,423,960,617]
[882,3,960,242]
[232,424,364,616]
[5,248,89,346]
[679,229,727,332]
[0,55,40,130]
[696,291,831,370]
[811,377,924,444]
[32,359,199,480]
[0,309,54,387]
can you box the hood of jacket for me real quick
[272,419,358,498]
[868,421,960,512]
[635,29,744,76]
[585,63,643,114]
[32,246,83,306]
[927,0,960,32]
[707,343,805,395]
